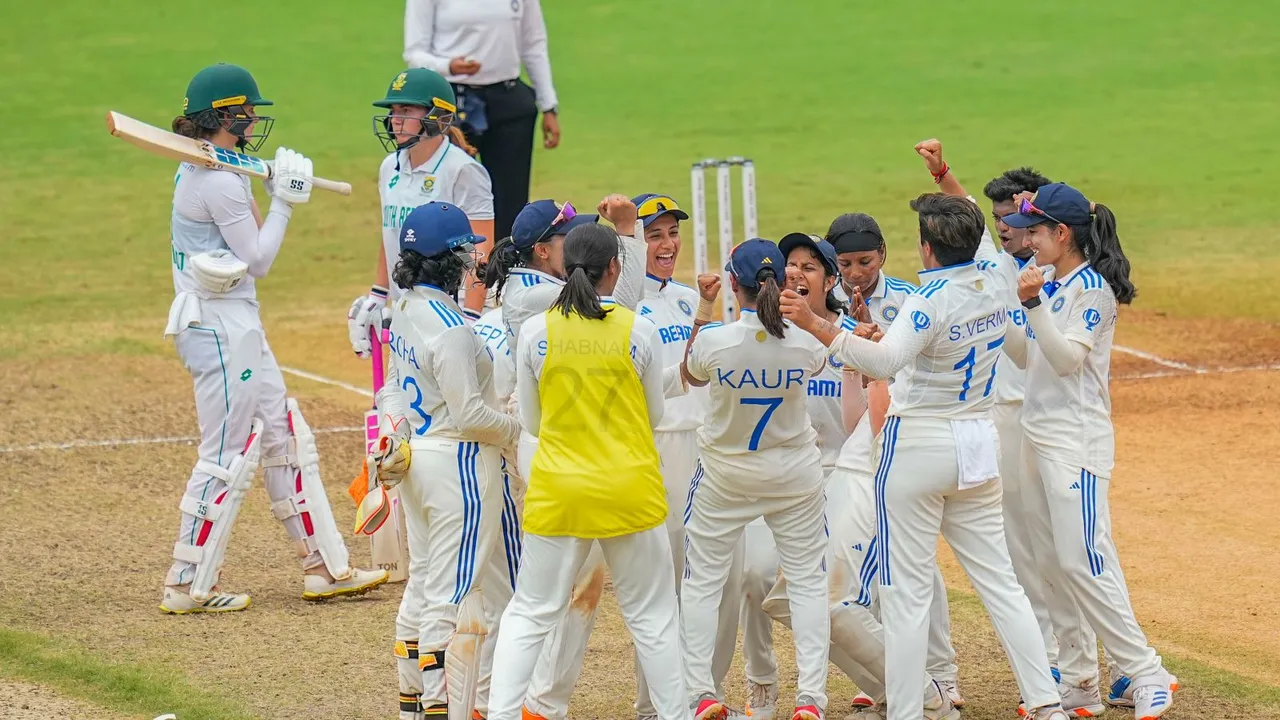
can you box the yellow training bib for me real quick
[524,304,666,538]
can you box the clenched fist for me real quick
[914,138,945,176]
[696,273,722,302]
[780,288,818,331]
[597,194,639,232]
[1018,265,1046,302]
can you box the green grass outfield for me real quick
[2,0,1278,360]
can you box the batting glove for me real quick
[267,147,313,205]
[347,286,388,358]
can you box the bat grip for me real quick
[370,325,386,395]
[311,176,353,196]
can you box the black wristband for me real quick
[1021,296,1042,310]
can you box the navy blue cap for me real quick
[779,232,838,276]
[1001,183,1092,228]
[633,193,690,228]
[511,199,599,250]
[399,202,484,255]
[725,238,785,290]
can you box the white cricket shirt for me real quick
[1021,263,1119,476]
[171,165,262,300]
[404,0,559,112]
[829,262,1007,419]
[473,306,515,403]
[389,284,517,448]
[685,310,828,496]
[379,140,494,300]
[638,274,706,433]
[835,271,917,328]
[807,312,859,470]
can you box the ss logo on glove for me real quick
[289,179,306,192]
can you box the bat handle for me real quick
[311,176,353,196]
[370,325,386,396]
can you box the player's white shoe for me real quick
[924,680,961,720]
[935,679,965,708]
[746,680,778,719]
[791,696,822,720]
[1025,706,1071,720]
[1132,672,1177,720]
[159,586,250,614]
[301,567,389,601]
[843,704,884,720]
[850,693,875,709]
[1059,679,1106,717]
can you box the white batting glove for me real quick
[267,147,313,205]
[347,287,388,358]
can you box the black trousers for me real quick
[456,79,539,243]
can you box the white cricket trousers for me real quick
[166,297,322,586]
[683,464,830,710]
[488,527,685,720]
[520,431,742,719]
[395,438,512,708]
[875,416,1058,720]
[1022,439,1166,682]
[995,402,1099,686]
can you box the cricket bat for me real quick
[367,323,410,583]
[105,111,352,196]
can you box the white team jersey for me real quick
[834,410,874,473]
[685,310,827,497]
[974,226,1052,407]
[835,271,917,328]
[388,284,502,442]
[638,274,706,433]
[880,262,1008,419]
[502,268,564,346]
[379,141,494,300]
[807,312,858,470]
[1021,263,1118,476]
[170,164,256,300]
[473,306,515,403]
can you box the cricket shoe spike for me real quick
[160,586,250,614]
[935,679,965,708]
[302,566,389,601]
[850,693,874,709]
[746,681,778,719]
[695,695,729,720]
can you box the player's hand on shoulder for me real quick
[696,272,721,302]
[1017,266,1045,302]
[268,147,313,205]
[597,194,638,232]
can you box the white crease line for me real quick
[0,426,363,454]
[1114,363,1280,381]
[1113,345,1206,373]
[279,366,374,398]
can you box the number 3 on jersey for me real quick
[953,336,1005,402]
[739,396,783,451]
[402,376,432,435]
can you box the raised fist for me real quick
[597,194,639,231]
[1018,265,1046,302]
[914,138,945,176]
[696,272,722,302]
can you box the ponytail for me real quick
[1074,203,1136,305]
[478,237,523,303]
[446,126,478,157]
[550,224,619,321]
[753,272,787,339]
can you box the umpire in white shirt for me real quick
[404,0,561,244]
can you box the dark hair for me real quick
[909,193,986,267]
[790,244,847,316]
[479,237,532,303]
[392,248,468,297]
[551,224,618,321]
[982,167,1053,203]
[739,269,786,339]
[825,213,886,253]
[171,110,220,140]
[1058,204,1137,305]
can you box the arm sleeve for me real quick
[637,322,666,429]
[1002,310,1029,369]
[515,324,544,436]
[452,162,495,221]
[403,0,451,74]
[518,0,559,111]
[828,297,936,379]
[612,230,646,311]
[1025,304,1090,376]
[207,174,291,279]
[684,332,711,383]
[434,327,521,448]
[661,363,689,399]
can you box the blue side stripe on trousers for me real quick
[452,442,481,603]
[855,534,879,607]
[499,460,521,591]
[874,417,901,587]
[1082,469,1104,577]
[682,460,705,580]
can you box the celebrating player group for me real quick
[149,61,1178,720]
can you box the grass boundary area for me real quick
[0,628,257,720]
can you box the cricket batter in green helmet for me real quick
[161,63,388,615]
[347,68,497,358]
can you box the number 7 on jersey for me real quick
[739,396,783,451]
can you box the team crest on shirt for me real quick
[882,305,899,322]
[755,330,767,342]
[678,299,693,316]
[422,175,436,193]
[1052,296,1066,313]
[975,278,984,291]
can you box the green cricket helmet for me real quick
[373,68,458,152]
[182,63,273,152]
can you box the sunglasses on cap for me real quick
[1018,197,1063,226]
[537,201,577,242]
[637,195,682,217]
